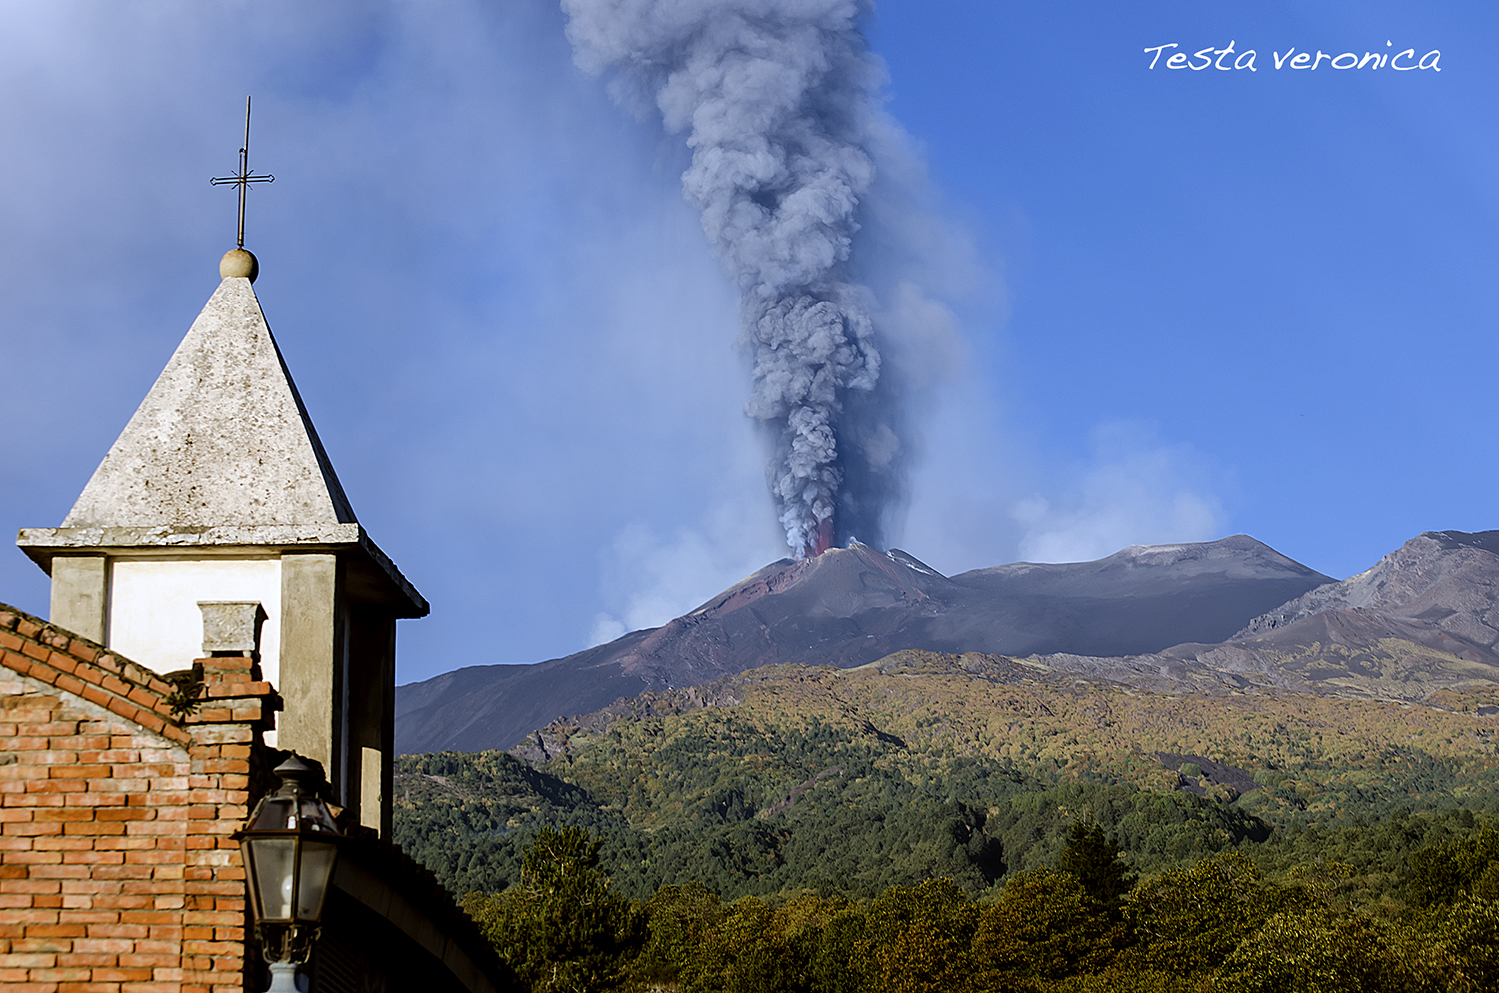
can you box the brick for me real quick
[2,878,62,894]
[0,628,324,990]
[57,910,118,924]
[25,924,86,939]
[36,838,98,852]
[2,737,49,751]
[56,950,120,967]
[8,822,63,837]
[63,794,125,808]
[29,967,92,981]
[54,736,112,751]
[22,740,80,756]
[90,966,154,980]
[77,752,140,765]
[2,908,58,924]
[73,937,136,954]
[60,851,126,866]
[34,785,92,801]
[88,869,152,885]
[49,765,111,780]
[12,938,73,954]
[73,667,105,689]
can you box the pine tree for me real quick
[1057,821,1136,912]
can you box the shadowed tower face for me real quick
[16,249,428,838]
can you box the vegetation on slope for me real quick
[462,822,1499,993]
[395,652,1499,900]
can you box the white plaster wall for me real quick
[107,557,282,693]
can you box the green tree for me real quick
[807,904,869,993]
[1057,821,1136,914]
[1408,826,1499,909]
[1210,908,1443,993]
[464,826,642,992]
[633,882,725,986]
[1417,896,1499,993]
[859,878,976,993]
[1121,853,1302,979]
[693,896,809,993]
[972,867,1116,990]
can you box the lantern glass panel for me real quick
[249,796,297,832]
[296,839,338,920]
[298,797,340,834]
[238,839,262,920]
[250,836,297,921]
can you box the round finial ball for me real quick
[219,249,259,282]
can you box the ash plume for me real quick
[562,0,902,557]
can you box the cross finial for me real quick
[209,96,274,249]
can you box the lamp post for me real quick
[236,756,344,993]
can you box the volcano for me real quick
[395,534,1332,753]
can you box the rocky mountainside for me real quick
[1238,530,1499,644]
[1030,531,1499,702]
[396,535,1332,753]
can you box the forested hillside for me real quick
[458,823,1499,992]
[394,651,1499,901]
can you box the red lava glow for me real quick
[802,517,835,559]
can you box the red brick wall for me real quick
[0,605,276,993]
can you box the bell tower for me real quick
[16,248,427,837]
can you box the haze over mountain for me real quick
[396,534,1333,753]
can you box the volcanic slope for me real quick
[395,649,1499,900]
[1037,530,1499,701]
[396,535,1331,753]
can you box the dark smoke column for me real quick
[562,0,889,558]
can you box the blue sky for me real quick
[0,2,1493,684]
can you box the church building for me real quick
[2,248,511,992]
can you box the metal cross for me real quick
[209,96,275,249]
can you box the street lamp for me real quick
[236,756,344,993]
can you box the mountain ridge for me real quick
[396,533,1334,753]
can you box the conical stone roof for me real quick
[63,275,356,528]
[19,268,426,617]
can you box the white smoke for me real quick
[587,494,784,648]
[1012,422,1226,564]
[562,0,895,556]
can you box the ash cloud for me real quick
[562,0,905,557]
